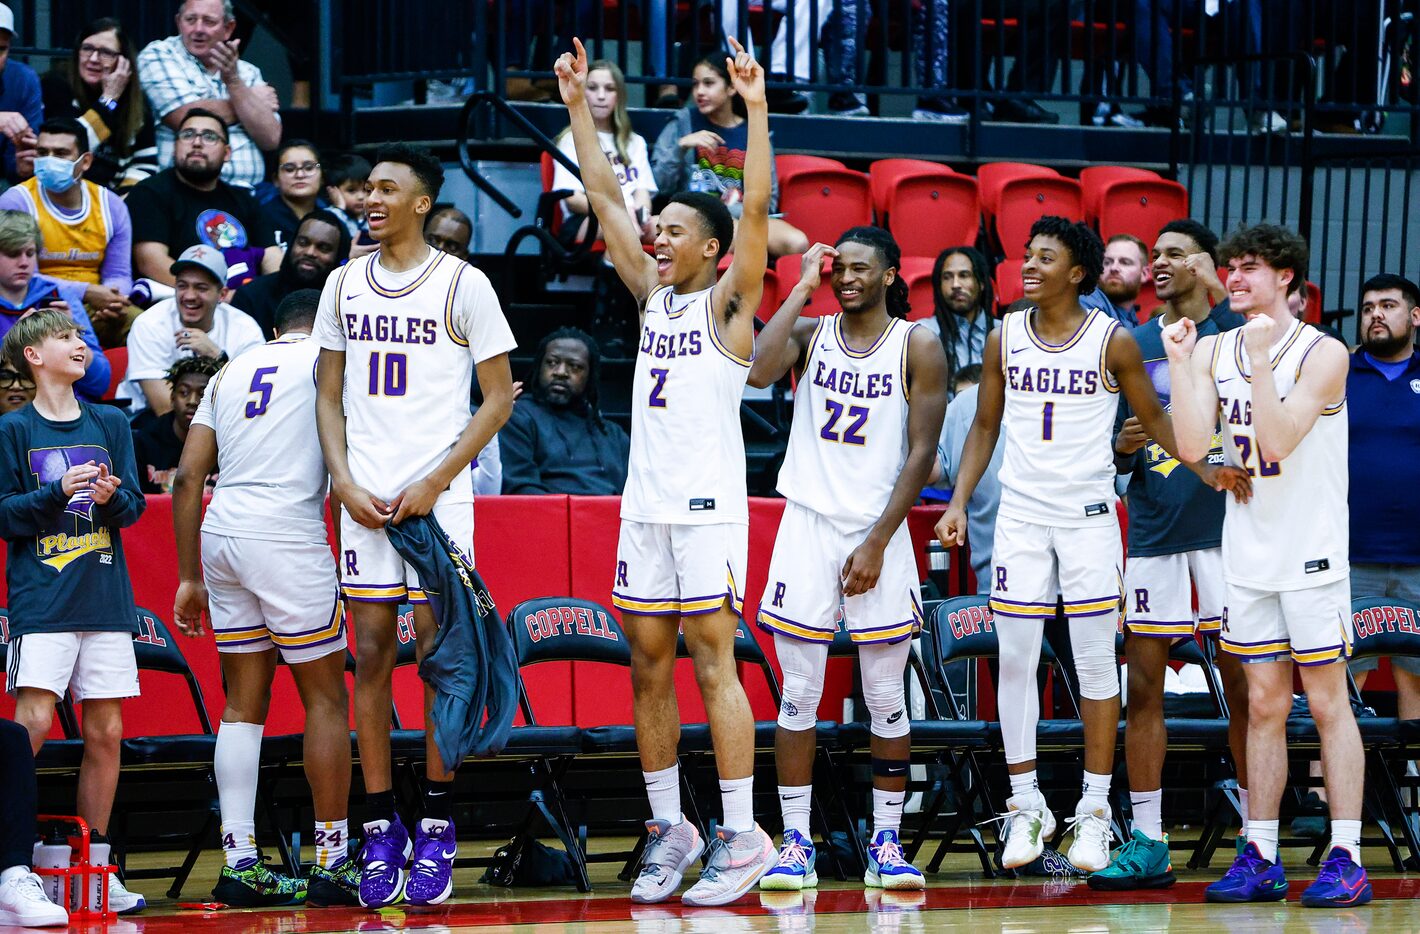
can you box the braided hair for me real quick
[524,327,608,432]
[930,245,994,387]
[834,226,910,320]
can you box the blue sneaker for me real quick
[405,818,456,905]
[759,829,817,891]
[1204,841,1288,903]
[865,830,925,890]
[358,816,412,908]
[1300,847,1372,908]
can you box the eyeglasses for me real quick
[279,161,321,177]
[78,43,121,64]
[177,128,225,144]
[0,369,35,390]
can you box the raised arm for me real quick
[1244,320,1348,463]
[935,328,1005,547]
[1163,320,1222,464]
[555,38,657,304]
[748,243,835,388]
[711,38,769,358]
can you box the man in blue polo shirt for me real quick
[1346,273,1420,721]
[1092,219,1251,890]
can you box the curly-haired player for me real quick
[935,216,1251,873]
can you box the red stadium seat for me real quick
[1135,278,1160,322]
[976,162,1058,229]
[1079,165,1160,225]
[103,346,126,400]
[885,173,981,260]
[993,176,1084,256]
[1097,178,1189,246]
[776,154,847,190]
[775,252,838,317]
[1303,280,1323,324]
[777,167,873,247]
[898,255,938,321]
[994,258,1025,312]
[869,158,955,219]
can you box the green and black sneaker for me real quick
[1087,829,1176,891]
[307,856,361,907]
[212,857,308,907]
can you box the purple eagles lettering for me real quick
[639,326,703,359]
[1005,365,1101,395]
[343,313,439,345]
[1223,396,1253,426]
[810,361,894,399]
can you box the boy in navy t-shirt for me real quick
[0,309,147,913]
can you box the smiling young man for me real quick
[232,209,348,337]
[749,227,947,893]
[556,36,772,905]
[313,142,515,909]
[1166,224,1369,908]
[936,216,1248,875]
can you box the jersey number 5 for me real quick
[821,399,868,445]
[1231,434,1280,477]
[245,366,278,418]
[368,352,408,396]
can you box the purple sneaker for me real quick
[358,816,412,908]
[406,818,457,905]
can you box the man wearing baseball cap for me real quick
[117,244,263,421]
[0,4,42,183]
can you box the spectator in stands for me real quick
[553,61,657,245]
[1081,234,1148,325]
[939,363,1000,593]
[138,0,282,189]
[1346,273,1420,718]
[425,205,472,260]
[232,209,347,338]
[0,363,33,414]
[0,119,134,346]
[0,5,41,183]
[41,17,157,191]
[0,211,109,403]
[118,244,263,418]
[824,0,967,122]
[125,108,280,286]
[0,719,69,927]
[133,355,221,493]
[921,246,994,388]
[719,0,835,114]
[259,139,324,247]
[651,55,809,257]
[322,151,376,259]
[501,327,630,494]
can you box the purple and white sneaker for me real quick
[405,818,457,905]
[358,815,412,908]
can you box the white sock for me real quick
[1238,786,1250,832]
[215,721,263,868]
[1081,770,1112,813]
[1328,819,1362,862]
[872,788,905,836]
[1249,819,1280,862]
[1008,770,1041,802]
[1131,789,1164,840]
[643,765,683,826]
[778,784,812,837]
[720,776,755,833]
[314,819,349,868]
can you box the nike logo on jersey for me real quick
[345,293,364,301]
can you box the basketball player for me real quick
[935,216,1248,874]
[555,37,773,905]
[1165,224,1370,908]
[172,290,358,907]
[1091,220,1253,891]
[313,143,516,908]
[749,229,947,892]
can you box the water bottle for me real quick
[31,827,70,907]
[689,167,717,194]
[86,840,111,913]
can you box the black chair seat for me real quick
[120,734,217,767]
[1283,716,1400,747]
[34,738,85,770]
[837,719,992,750]
[1156,718,1231,749]
[1019,718,1087,747]
[258,733,306,763]
[501,725,584,756]
[582,720,828,755]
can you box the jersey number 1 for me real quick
[1042,402,1054,441]
[368,352,407,396]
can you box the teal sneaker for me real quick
[1088,829,1176,890]
[212,857,307,907]
[307,857,360,907]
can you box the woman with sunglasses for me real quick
[41,17,156,190]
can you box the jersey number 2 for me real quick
[1231,434,1280,477]
[821,399,868,445]
[368,352,407,396]
[648,367,669,407]
[245,366,278,418]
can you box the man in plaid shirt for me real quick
[137,0,281,189]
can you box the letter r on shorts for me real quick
[1134,588,1150,614]
[616,560,629,588]
[344,549,358,576]
[995,566,1008,592]
[772,582,785,608]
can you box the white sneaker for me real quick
[0,871,69,927]
[682,824,775,907]
[631,819,705,904]
[998,794,1056,869]
[106,875,146,915]
[1065,800,1114,872]
[1249,110,1287,134]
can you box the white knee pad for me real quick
[997,616,1045,764]
[860,639,912,739]
[1070,615,1121,701]
[774,633,829,732]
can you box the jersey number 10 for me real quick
[368,352,408,396]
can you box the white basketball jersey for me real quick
[192,334,327,544]
[778,314,915,530]
[622,285,750,524]
[997,307,1121,527]
[1210,319,1348,590]
[313,248,517,502]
